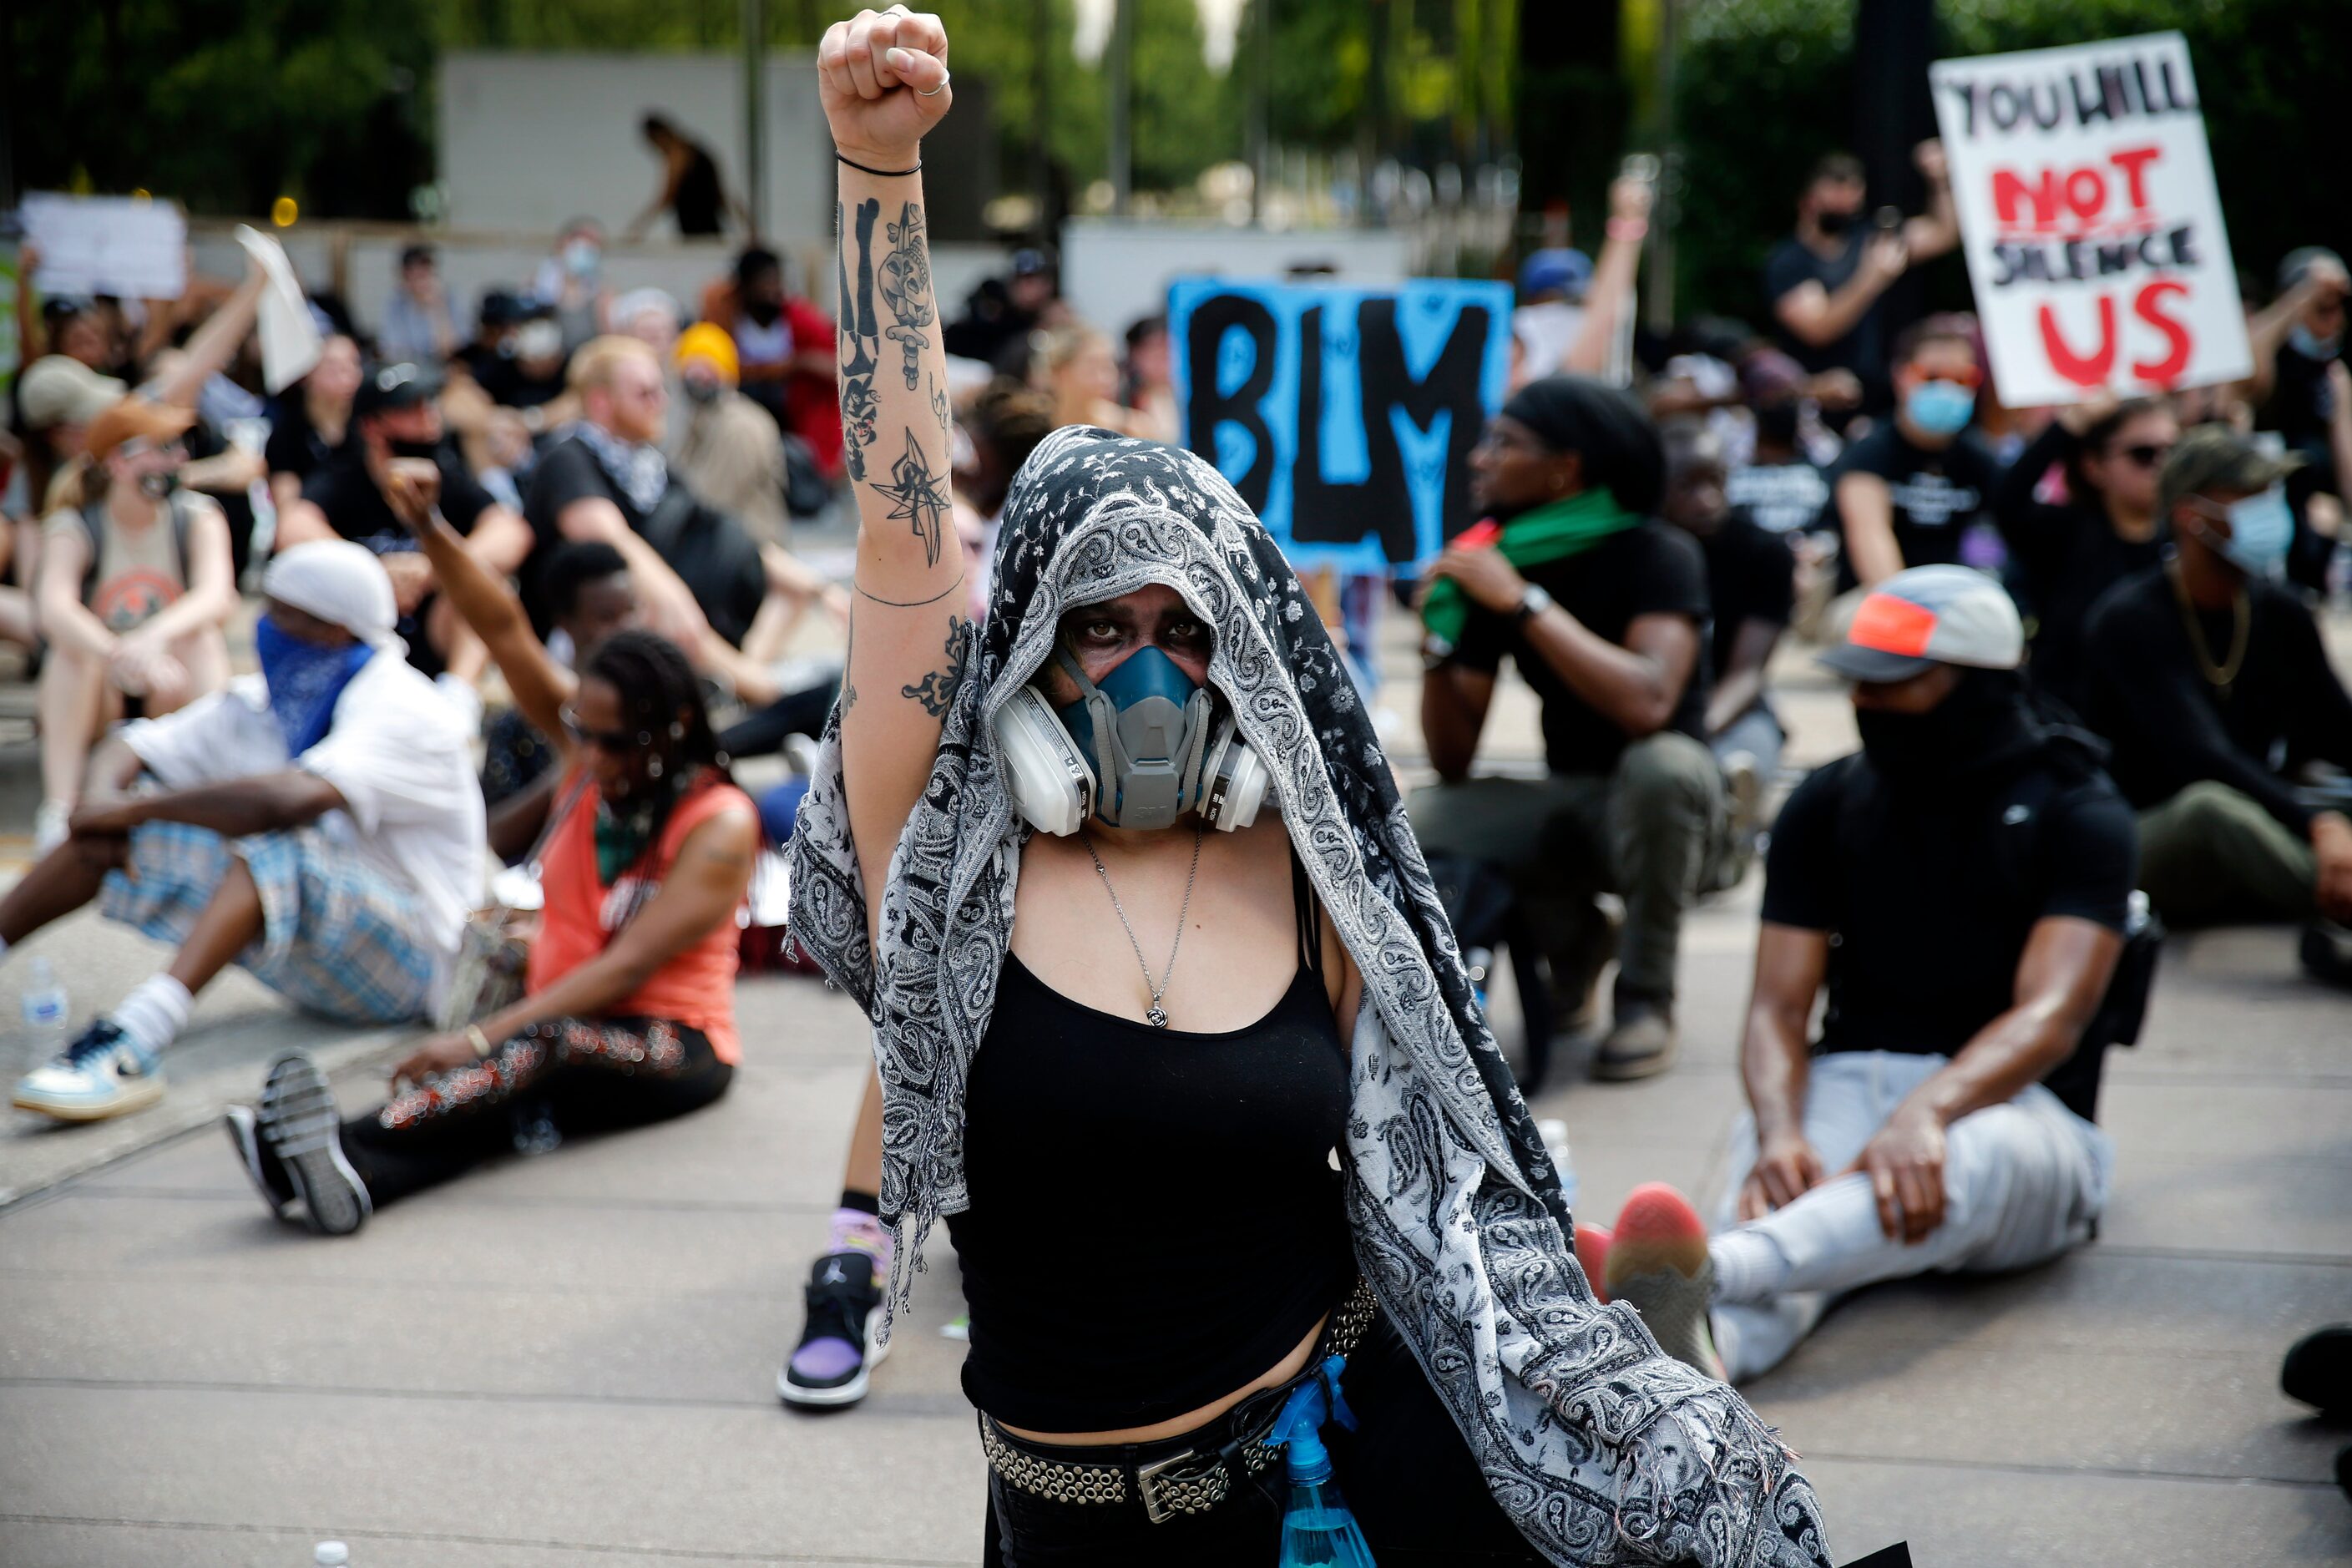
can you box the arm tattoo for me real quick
[836,197,883,480]
[873,426,951,567]
[900,615,974,718]
[878,201,935,389]
[842,679,859,715]
[929,372,952,444]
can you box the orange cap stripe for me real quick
[1849,594,1937,657]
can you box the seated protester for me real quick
[33,399,239,856]
[1724,352,1835,538]
[1659,421,1794,880]
[442,291,571,492]
[521,336,782,704]
[1598,566,2133,1384]
[1829,315,2000,593]
[472,307,575,436]
[673,323,790,545]
[281,363,534,685]
[6,543,481,1123]
[481,539,637,815]
[2252,248,2349,591]
[377,245,461,369]
[1412,376,1718,1080]
[1989,394,2177,717]
[226,462,754,1235]
[2082,428,2352,962]
[697,248,840,477]
[264,333,360,514]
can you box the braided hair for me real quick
[579,630,731,900]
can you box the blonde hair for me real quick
[44,454,105,513]
[1034,324,1109,377]
[567,334,660,394]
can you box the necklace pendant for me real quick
[1146,1005,1170,1029]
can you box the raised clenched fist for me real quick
[818,8,953,168]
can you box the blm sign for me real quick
[1931,32,2251,406]
[1169,277,1513,571]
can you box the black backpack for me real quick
[75,490,195,609]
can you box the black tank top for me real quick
[672,147,724,235]
[947,853,1356,1434]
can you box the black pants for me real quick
[718,678,837,761]
[338,1015,732,1207]
[982,1315,1545,1567]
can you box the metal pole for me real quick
[1108,0,1134,216]
[742,0,767,239]
[1641,0,1677,331]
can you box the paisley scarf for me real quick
[787,427,1830,1567]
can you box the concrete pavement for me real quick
[2,640,2348,1565]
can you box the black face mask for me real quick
[743,297,782,327]
[387,438,440,461]
[136,469,180,501]
[683,378,721,405]
[1855,670,2035,792]
[1813,207,1857,238]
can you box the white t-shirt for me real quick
[122,655,486,962]
[1512,301,1587,383]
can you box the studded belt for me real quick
[979,1276,1379,1525]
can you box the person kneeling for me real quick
[1604,567,2134,1383]
[8,542,479,1122]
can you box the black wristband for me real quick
[837,150,923,178]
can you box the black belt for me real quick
[979,1275,1379,1525]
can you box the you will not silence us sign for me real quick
[1930,31,2252,406]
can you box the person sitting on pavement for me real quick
[1412,375,1720,1080]
[378,244,462,368]
[5,541,482,1123]
[1597,565,2134,1385]
[31,397,240,856]
[1658,420,1795,886]
[672,322,792,546]
[280,362,534,685]
[1989,392,2178,718]
[697,247,842,475]
[2081,427,2352,975]
[227,458,755,1237]
[264,332,362,518]
[1828,315,2000,598]
[481,540,640,817]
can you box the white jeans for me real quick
[1707,1050,2114,1382]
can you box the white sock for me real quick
[1707,1229,1793,1305]
[111,975,194,1062]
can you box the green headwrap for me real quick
[1420,487,1643,653]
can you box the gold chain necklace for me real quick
[2167,559,2248,691]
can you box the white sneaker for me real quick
[12,1020,164,1122]
[33,800,73,858]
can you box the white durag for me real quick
[787,427,1832,1567]
[260,539,401,650]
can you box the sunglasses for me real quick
[2112,443,2172,468]
[560,706,637,754]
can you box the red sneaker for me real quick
[1605,1183,1724,1380]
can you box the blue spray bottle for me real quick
[1267,1354,1377,1568]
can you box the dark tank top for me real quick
[947,852,1356,1434]
[673,146,724,235]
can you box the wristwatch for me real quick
[1515,584,1555,625]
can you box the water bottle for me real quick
[314,1545,350,1567]
[21,956,69,1070]
[1268,1356,1377,1568]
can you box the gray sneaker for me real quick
[1593,1005,1677,1081]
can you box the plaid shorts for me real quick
[101,819,438,1025]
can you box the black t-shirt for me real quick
[1831,424,2000,589]
[522,434,766,646]
[1446,521,1711,775]
[1988,422,2164,718]
[2263,341,2336,451]
[1761,747,2137,1060]
[2082,566,2352,835]
[264,397,346,483]
[302,439,490,554]
[1696,511,1795,685]
[1763,231,1887,401]
[673,144,725,235]
[1726,458,1830,538]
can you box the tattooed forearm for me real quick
[873,426,951,567]
[842,679,859,715]
[877,202,935,389]
[900,615,973,718]
[929,372,952,444]
[836,197,883,480]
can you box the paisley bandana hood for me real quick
[787,427,1829,1567]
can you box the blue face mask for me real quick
[2289,324,2341,362]
[2195,485,2294,579]
[1055,644,1219,830]
[1903,378,1977,438]
[254,614,377,756]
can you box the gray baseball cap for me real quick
[1818,564,2025,685]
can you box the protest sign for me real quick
[1169,277,1513,571]
[19,192,188,302]
[1930,32,2249,406]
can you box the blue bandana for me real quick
[254,614,376,756]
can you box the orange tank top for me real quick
[528,771,754,1065]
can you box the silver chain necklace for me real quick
[1079,823,1205,1029]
